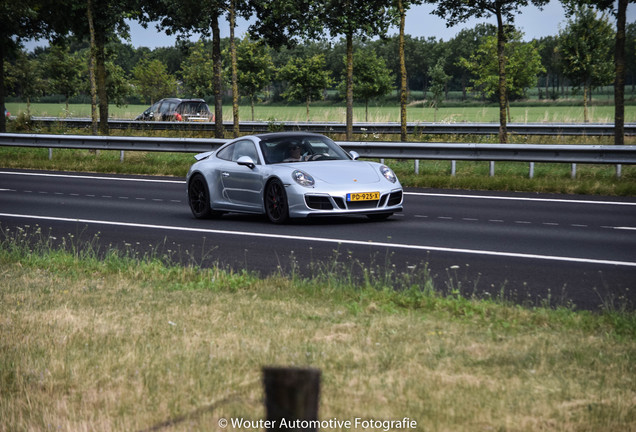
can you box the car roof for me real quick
[159,98,206,103]
[256,132,327,141]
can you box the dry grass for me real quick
[1,232,635,432]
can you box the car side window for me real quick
[216,143,234,161]
[217,140,260,164]
[233,140,260,164]
[160,101,176,114]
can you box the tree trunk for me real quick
[306,97,310,122]
[86,0,98,135]
[461,74,467,101]
[583,84,589,123]
[614,0,627,145]
[506,98,511,123]
[212,15,224,138]
[496,12,508,143]
[398,0,408,142]
[230,0,239,138]
[345,32,354,140]
[96,33,109,136]
[0,40,6,133]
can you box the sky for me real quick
[24,1,635,51]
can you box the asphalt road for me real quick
[1,169,635,311]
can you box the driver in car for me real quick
[284,143,305,162]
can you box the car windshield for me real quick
[179,102,209,115]
[259,135,351,164]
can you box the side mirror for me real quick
[237,155,256,169]
[350,151,360,160]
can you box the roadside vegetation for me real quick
[1,226,634,431]
[2,103,635,196]
[5,99,636,124]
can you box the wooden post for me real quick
[263,367,321,432]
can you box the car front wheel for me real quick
[264,179,289,224]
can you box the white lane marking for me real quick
[1,212,635,268]
[405,191,636,206]
[615,226,636,231]
[0,171,184,184]
[2,171,634,207]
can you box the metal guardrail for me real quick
[0,133,226,153]
[1,133,635,165]
[27,117,636,136]
[343,142,636,164]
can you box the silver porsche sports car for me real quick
[186,132,403,223]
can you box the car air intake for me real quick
[305,196,334,210]
[388,191,403,206]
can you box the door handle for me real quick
[222,172,230,177]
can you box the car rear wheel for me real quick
[188,174,221,219]
[265,179,289,224]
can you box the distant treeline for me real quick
[5,21,636,107]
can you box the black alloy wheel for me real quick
[265,179,289,224]
[188,174,216,219]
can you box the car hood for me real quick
[286,160,381,185]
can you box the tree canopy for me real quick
[278,54,333,121]
[428,0,549,142]
[559,6,614,122]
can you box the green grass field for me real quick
[1,228,634,431]
[6,102,636,124]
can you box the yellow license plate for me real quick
[347,192,380,202]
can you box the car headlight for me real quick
[380,165,397,183]
[292,169,315,187]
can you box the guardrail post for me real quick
[451,160,456,176]
[263,366,321,432]
[48,148,53,160]
[529,162,535,179]
[414,159,419,175]
[120,150,125,162]
[616,164,622,178]
[571,163,577,179]
[489,161,495,177]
